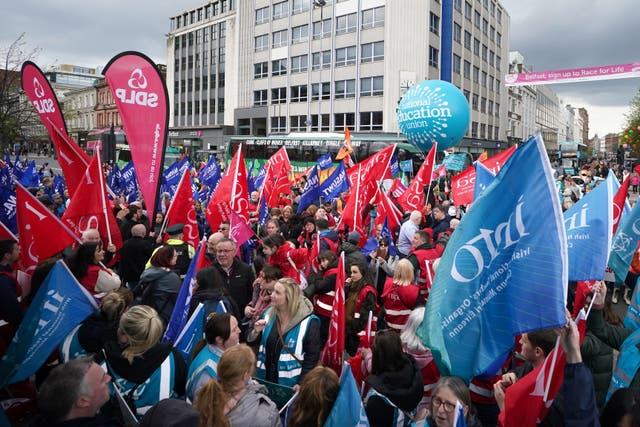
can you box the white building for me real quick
[61,85,97,145]
[507,51,536,143]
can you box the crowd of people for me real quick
[0,156,639,427]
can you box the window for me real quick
[311,82,330,100]
[255,6,269,24]
[429,12,440,35]
[290,85,308,102]
[334,112,355,129]
[253,89,268,106]
[292,0,309,14]
[463,89,470,101]
[453,54,461,73]
[480,97,486,112]
[496,79,501,93]
[313,19,332,39]
[497,32,502,47]
[360,76,383,96]
[255,34,268,51]
[464,31,471,49]
[482,19,488,35]
[453,23,461,43]
[472,93,478,109]
[465,2,472,20]
[496,56,501,71]
[471,121,478,137]
[491,2,495,16]
[497,8,502,23]
[489,75,494,90]
[335,79,356,98]
[271,87,287,103]
[494,127,499,140]
[254,62,268,79]
[361,41,384,63]
[312,114,330,131]
[272,59,287,76]
[335,46,357,67]
[474,11,481,28]
[291,54,308,73]
[362,6,385,29]
[360,111,383,131]
[482,44,488,61]
[473,38,480,55]
[271,116,287,132]
[312,50,331,69]
[495,103,500,117]
[463,60,471,78]
[429,46,439,68]
[290,115,307,131]
[292,25,308,44]
[489,50,495,67]
[273,1,289,20]
[336,13,357,34]
[272,29,287,48]
[454,0,462,11]
[481,71,487,87]
[488,125,493,139]
[473,66,479,82]
[490,25,495,41]
[488,100,494,115]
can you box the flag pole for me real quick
[542,336,561,402]
[95,149,113,247]
[160,168,188,237]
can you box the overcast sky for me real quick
[1,0,637,138]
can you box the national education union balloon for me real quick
[397,80,470,152]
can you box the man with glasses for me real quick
[218,222,230,239]
[212,238,255,322]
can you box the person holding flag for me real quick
[345,262,379,356]
[0,239,24,349]
[305,250,340,343]
[426,377,482,427]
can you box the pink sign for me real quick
[504,63,640,86]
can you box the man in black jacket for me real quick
[119,224,154,290]
[213,238,255,321]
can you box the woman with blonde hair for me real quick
[102,305,187,416]
[381,259,420,333]
[195,344,281,427]
[287,366,340,427]
[247,277,321,387]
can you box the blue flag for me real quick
[108,163,122,195]
[164,241,203,343]
[473,161,495,201]
[297,166,321,214]
[250,165,267,195]
[319,162,349,202]
[0,165,12,189]
[318,153,333,170]
[18,161,39,187]
[323,364,370,427]
[564,174,614,281]
[161,158,190,199]
[53,175,66,198]
[0,186,17,234]
[399,159,413,173]
[609,191,640,283]
[390,155,399,176]
[174,303,205,361]
[417,134,568,381]
[120,161,139,203]
[380,218,397,256]
[258,196,269,228]
[199,156,222,192]
[453,400,467,427]
[0,261,98,386]
[443,153,468,172]
[624,283,640,330]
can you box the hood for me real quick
[140,266,180,292]
[404,347,434,369]
[366,353,423,412]
[340,242,360,254]
[103,339,173,384]
[283,296,314,335]
[140,266,172,282]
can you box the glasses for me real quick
[219,227,229,231]
[217,249,234,253]
[379,244,388,247]
[432,397,456,413]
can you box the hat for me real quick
[303,217,316,226]
[348,231,361,244]
[139,399,199,427]
[166,223,185,235]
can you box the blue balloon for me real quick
[397,80,470,152]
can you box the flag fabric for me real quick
[119,161,140,203]
[250,165,267,195]
[417,134,568,381]
[297,166,321,214]
[258,196,269,228]
[319,161,349,202]
[397,143,436,212]
[323,364,370,427]
[608,190,640,283]
[103,52,169,228]
[336,128,354,161]
[173,303,205,361]
[198,156,222,202]
[433,164,447,180]
[321,253,346,375]
[473,161,496,201]
[164,240,205,343]
[53,175,66,198]
[107,163,122,196]
[161,158,191,200]
[229,210,256,249]
[318,152,333,170]
[206,146,250,231]
[379,218,398,256]
[442,153,468,172]
[390,155,399,177]
[564,173,614,281]
[16,184,80,274]
[0,220,17,240]
[261,147,292,206]
[389,179,407,199]
[164,169,200,249]
[478,151,488,162]
[453,400,467,427]
[612,174,631,235]
[18,161,39,187]
[624,283,640,330]
[373,188,403,232]
[0,186,17,234]
[0,261,98,386]
[62,154,123,251]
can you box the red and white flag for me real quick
[390,178,407,200]
[612,174,631,235]
[62,154,123,251]
[374,188,403,233]
[165,169,199,249]
[261,147,292,207]
[321,252,346,376]
[206,146,250,231]
[16,184,80,274]
[398,143,437,212]
[0,221,17,241]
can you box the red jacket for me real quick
[381,278,419,333]
[267,244,308,283]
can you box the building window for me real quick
[311,82,331,100]
[429,46,439,67]
[496,79,501,93]
[336,13,357,34]
[488,100,494,115]
[290,115,308,131]
[495,126,499,139]
[491,2,495,16]
[291,54,308,73]
[496,56,501,71]
[473,66,479,83]
[465,2,472,20]
[255,34,268,51]
[463,60,471,78]
[254,62,268,79]
[255,6,269,24]
[489,50,495,67]
[292,25,308,44]
[453,23,461,43]
[271,116,287,132]
[482,18,488,35]
[361,41,384,63]
[334,113,355,129]
[464,31,471,49]
[480,97,486,112]
[489,75,494,90]
[360,111,383,131]
[463,89,470,101]
[481,71,487,87]
[497,8,502,23]
[473,38,480,55]
[335,46,357,67]
[429,12,440,35]
[495,103,500,117]
[474,10,481,27]
[472,93,479,109]
[497,32,502,47]
[360,76,383,96]
[488,125,494,139]
[253,89,268,106]
[490,25,495,41]
[471,121,478,137]
[313,18,332,39]
[272,59,287,76]
[272,29,287,48]
[312,50,331,70]
[312,114,330,131]
[271,87,287,103]
[335,79,356,98]
[292,0,309,14]
[454,0,462,11]
[480,123,486,139]
[482,45,488,62]
[273,1,289,20]
[362,6,385,29]
[453,54,461,74]
[290,85,308,102]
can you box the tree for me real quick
[0,33,41,151]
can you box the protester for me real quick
[244,264,283,324]
[247,277,321,387]
[345,261,379,356]
[138,245,182,327]
[424,205,451,241]
[186,312,241,402]
[0,239,24,347]
[407,230,443,302]
[397,211,422,258]
[368,236,399,299]
[102,305,187,416]
[162,223,195,277]
[119,223,154,291]
[340,231,367,269]
[261,233,308,284]
[315,218,340,254]
[427,376,482,427]
[139,398,200,427]
[304,250,339,342]
[212,238,255,321]
[194,344,281,427]
[298,217,317,249]
[381,259,419,333]
[600,388,640,427]
[67,242,121,296]
[287,366,340,427]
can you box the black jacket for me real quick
[212,258,255,320]
[119,236,155,284]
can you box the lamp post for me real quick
[313,0,326,132]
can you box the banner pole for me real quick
[95,150,113,247]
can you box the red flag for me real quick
[0,221,17,241]
[104,52,169,228]
[613,175,630,234]
[16,184,80,274]
[374,188,403,232]
[389,178,407,200]
[306,233,321,276]
[433,164,447,180]
[321,253,346,375]
[261,147,291,207]
[336,127,354,161]
[206,146,250,231]
[62,155,123,251]
[397,143,437,212]
[229,210,255,249]
[347,145,395,188]
[194,238,210,272]
[267,166,291,208]
[165,169,199,249]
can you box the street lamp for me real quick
[313,0,326,132]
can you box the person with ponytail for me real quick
[186,312,241,402]
[194,344,281,427]
[287,366,340,427]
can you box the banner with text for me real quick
[505,63,640,86]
